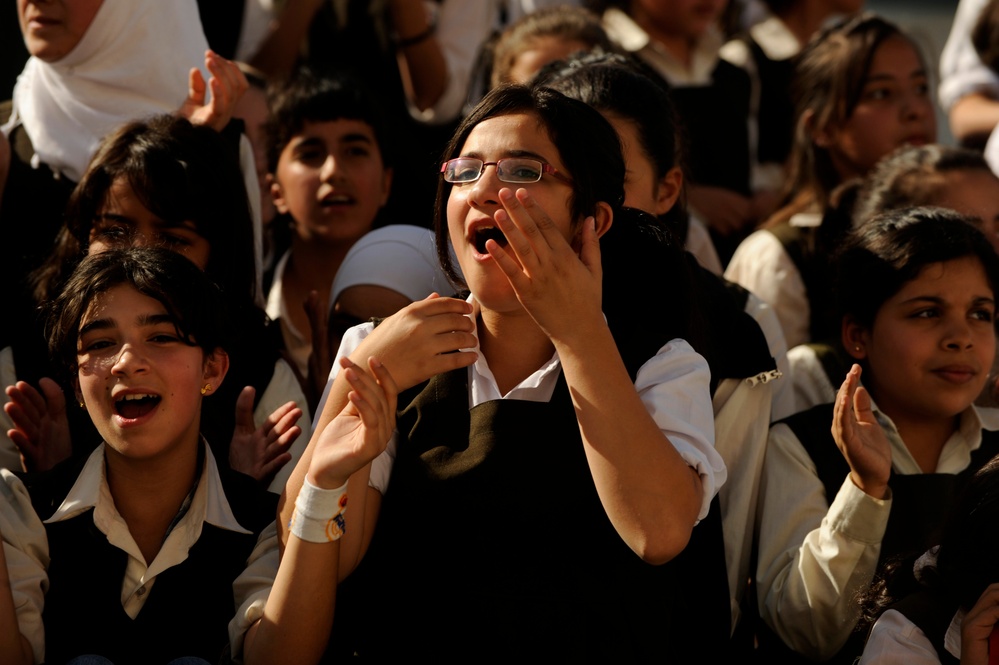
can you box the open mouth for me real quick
[114,393,161,419]
[320,194,353,208]
[473,226,508,254]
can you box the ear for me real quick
[379,167,394,208]
[593,201,614,239]
[201,349,230,395]
[806,109,836,149]
[653,166,683,216]
[842,316,869,360]
[268,173,289,215]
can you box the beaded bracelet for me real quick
[290,477,348,543]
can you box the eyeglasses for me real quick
[440,157,572,185]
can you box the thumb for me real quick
[234,386,256,429]
[187,67,206,104]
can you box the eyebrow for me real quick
[79,313,177,337]
[461,149,552,162]
[865,68,927,83]
[900,295,996,307]
[95,213,199,232]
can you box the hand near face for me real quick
[4,379,72,473]
[178,50,248,132]
[347,294,477,392]
[308,357,397,490]
[960,583,999,665]
[486,187,605,345]
[832,364,892,499]
[228,386,302,484]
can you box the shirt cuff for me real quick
[825,475,891,543]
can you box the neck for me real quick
[477,306,555,397]
[287,236,353,291]
[104,438,200,564]
[872,398,959,474]
[631,9,696,68]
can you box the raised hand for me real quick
[486,187,605,344]
[960,583,999,665]
[177,50,248,132]
[308,357,397,490]
[228,386,302,484]
[348,293,477,392]
[4,379,72,473]
[831,364,892,499]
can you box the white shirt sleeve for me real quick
[228,521,279,661]
[756,422,891,660]
[725,229,811,349]
[634,339,723,520]
[859,609,945,665]
[0,469,49,664]
[940,0,999,112]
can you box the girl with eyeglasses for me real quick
[240,83,723,661]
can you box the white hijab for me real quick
[8,0,209,182]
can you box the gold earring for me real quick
[201,384,211,396]
[79,400,85,408]
[854,345,861,352]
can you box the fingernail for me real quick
[499,188,514,201]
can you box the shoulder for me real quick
[860,608,948,665]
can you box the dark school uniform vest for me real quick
[20,458,277,665]
[758,404,999,664]
[747,37,795,169]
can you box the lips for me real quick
[319,193,354,209]
[931,365,978,384]
[467,219,508,257]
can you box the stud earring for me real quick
[79,400,85,408]
[854,345,861,352]
[201,384,212,396]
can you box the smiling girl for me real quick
[0,247,278,665]
[725,13,937,350]
[756,208,999,663]
[265,83,723,660]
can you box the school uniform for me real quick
[1,444,276,665]
[757,399,999,663]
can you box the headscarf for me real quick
[7,0,208,182]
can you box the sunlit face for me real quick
[271,119,392,246]
[18,0,103,62]
[930,169,999,254]
[445,113,575,312]
[507,37,591,85]
[607,114,676,216]
[850,257,996,428]
[89,178,211,270]
[77,285,226,463]
[821,35,936,181]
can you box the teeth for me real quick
[118,393,156,401]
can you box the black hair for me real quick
[539,51,688,234]
[266,67,394,171]
[434,83,625,285]
[834,207,999,331]
[48,247,231,381]
[854,144,994,227]
[34,115,258,307]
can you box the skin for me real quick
[90,178,211,270]
[270,118,392,246]
[838,257,996,496]
[816,36,936,182]
[606,114,681,217]
[17,0,103,62]
[931,169,999,254]
[960,583,999,665]
[506,37,591,85]
[630,0,726,67]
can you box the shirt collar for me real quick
[749,13,801,61]
[46,441,252,536]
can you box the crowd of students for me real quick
[3,0,999,663]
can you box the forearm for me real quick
[556,320,705,565]
[249,0,323,79]
[949,92,999,143]
[242,536,339,665]
[390,0,447,111]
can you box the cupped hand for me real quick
[348,293,477,392]
[486,187,605,344]
[228,386,302,484]
[4,378,72,473]
[178,50,248,132]
[308,357,398,490]
[960,583,999,665]
[831,364,892,499]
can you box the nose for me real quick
[111,343,149,376]
[320,154,341,182]
[942,316,974,351]
[467,163,503,209]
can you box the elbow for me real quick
[631,519,695,566]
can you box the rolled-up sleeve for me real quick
[634,339,723,521]
[0,469,48,663]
